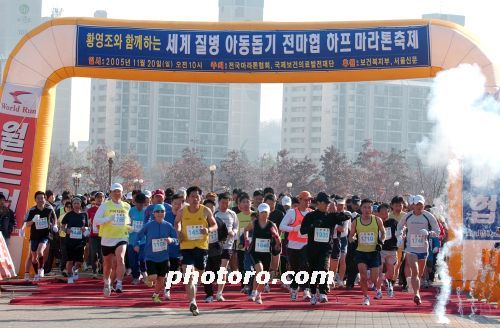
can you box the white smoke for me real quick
[417,64,500,323]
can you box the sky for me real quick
[40,0,500,143]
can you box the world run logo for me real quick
[1,87,39,117]
[9,91,32,104]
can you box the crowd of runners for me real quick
[13,184,449,315]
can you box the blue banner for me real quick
[76,25,430,72]
[463,170,500,241]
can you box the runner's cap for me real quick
[257,203,271,213]
[298,191,312,200]
[111,183,123,191]
[153,204,165,212]
[315,192,331,203]
[414,195,425,205]
[144,190,152,198]
[281,196,292,206]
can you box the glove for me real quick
[51,225,59,234]
[397,237,404,248]
[83,227,90,238]
[292,225,301,232]
[433,247,439,254]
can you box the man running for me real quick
[174,186,217,316]
[215,192,239,301]
[396,195,440,305]
[62,197,89,284]
[279,191,312,301]
[94,183,132,296]
[375,203,398,298]
[300,192,351,304]
[128,192,147,284]
[24,191,57,281]
[135,204,178,303]
[87,192,104,278]
[349,198,385,306]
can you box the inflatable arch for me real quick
[0,18,498,285]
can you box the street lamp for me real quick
[72,172,82,195]
[107,150,115,190]
[209,164,216,192]
[394,181,400,195]
[133,178,144,190]
[286,182,293,194]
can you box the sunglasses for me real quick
[154,210,165,213]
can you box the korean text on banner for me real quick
[0,83,42,236]
[0,233,17,279]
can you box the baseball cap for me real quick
[414,195,425,205]
[135,192,146,203]
[144,190,152,198]
[153,189,165,197]
[281,196,292,206]
[111,183,123,191]
[257,203,271,213]
[336,198,346,205]
[126,192,133,200]
[315,192,331,203]
[94,191,104,197]
[351,195,361,204]
[298,191,313,200]
[153,204,166,212]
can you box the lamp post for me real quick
[286,182,293,195]
[133,178,144,190]
[72,172,82,195]
[209,165,216,192]
[107,150,115,190]
[394,181,400,195]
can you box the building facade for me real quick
[89,1,263,168]
[282,14,464,165]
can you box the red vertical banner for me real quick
[0,83,41,236]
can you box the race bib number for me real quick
[187,225,203,240]
[152,238,168,252]
[209,230,218,244]
[255,238,270,253]
[359,232,375,245]
[70,227,82,239]
[132,220,143,233]
[112,213,126,226]
[385,227,392,240]
[35,217,48,230]
[314,228,330,243]
[409,234,426,248]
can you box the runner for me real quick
[215,192,239,301]
[244,203,281,304]
[235,192,253,294]
[300,192,351,304]
[334,197,351,288]
[87,192,104,278]
[61,197,89,284]
[279,191,312,301]
[174,186,217,316]
[164,192,184,299]
[24,191,57,281]
[375,203,398,298]
[94,183,132,296]
[128,192,147,285]
[396,195,440,305]
[348,198,386,306]
[389,196,407,288]
[134,203,178,303]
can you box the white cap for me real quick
[126,192,133,200]
[144,190,152,198]
[414,194,425,205]
[407,195,415,205]
[111,183,123,191]
[258,203,271,213]
[281,196,292,206]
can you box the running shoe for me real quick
[152,293,161,304]
[115,281,123,293]
[375,290,383,300]
[189,302,199,316]
[131,278,140,285]
[23,273,30,281]
[387,284,394,298]
[67,276,74,284]
[362,296,370,306]
[264,283,271,293]
[33,274,40,282]
[38,268,45,278]
[310,294,318,305]
[248,290,257,301]
[413,295,422,305]
[216,293,225,302]
[164,290,171,301]
[303,288,312,301]
[103,284,112,297]
[290,289,298,301]
[319,294,328,303]
[205,296,214,303]
[255,294,263,304]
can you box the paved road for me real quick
[0,295,498,327]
